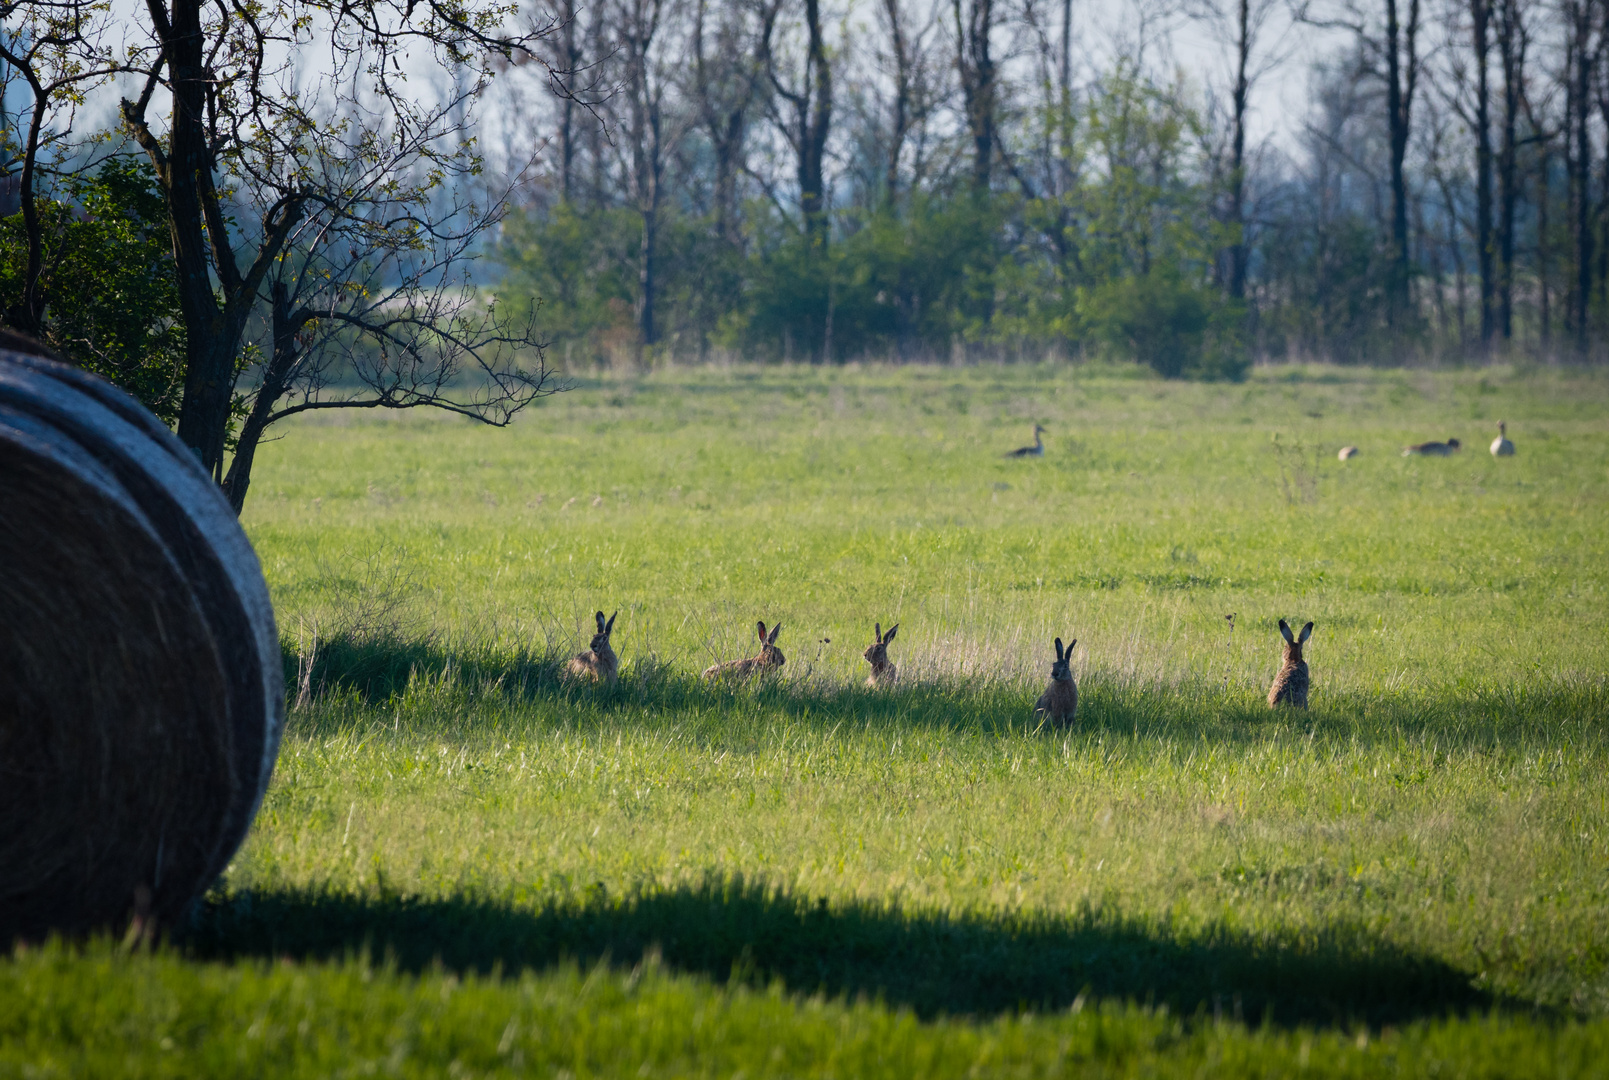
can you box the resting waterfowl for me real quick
[1007,424,1046,458]
[1402,438,1461,457]
[1490,421,1515,457]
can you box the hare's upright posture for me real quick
[1033,637,1079,728]
[566,611,619,683]
[1267,619,1313,708]
[863,622,899,687]
[702,621,785,681]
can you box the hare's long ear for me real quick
[1054,637,1064,661]
[1279,619,1295,644]
[1298,621,1313,643]
[875,622,882,644]
[768,622,782,645]
[883,624,898,644]
[756,621,768,645]
[595,611,607,634]
[1067,638,1076,653]
[606,611,618,633]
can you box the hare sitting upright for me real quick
[1267,618,1313,707]
[566,610,619,683]
[863,622,899,687]
[1033,636,1078,729]
[702,621,785,681]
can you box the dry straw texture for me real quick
[0,349,282,940]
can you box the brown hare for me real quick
[1033,637,1078,729]
[1402,438,1461,457]
[702,621,785,681]
[565,610,619,683]
[1267,618,1313,708]
[863,622,899,687]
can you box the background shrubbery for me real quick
[496,70,1257,377]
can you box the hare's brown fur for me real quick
[1267,619,1312,708]
[1033,637,1079,728]
[703,621,785,681]
[566,611,619,683]
[863,622,898,687]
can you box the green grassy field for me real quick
[6,362,1609,1077]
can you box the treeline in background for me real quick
[492,0,1609,374]
[5,0,1609,395]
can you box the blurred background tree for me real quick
[0,158,186,422]
[6,0,1608,408]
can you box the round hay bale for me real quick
[0,349,283,941]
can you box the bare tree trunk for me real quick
[4,63,51,336]
[221,280,301,512]
[1495,0,1524,342]
[589,3,609,208]
[1057,0,1076,209]
[1440,176,1469,351]
[559,0,581,202]
[954,0,997,193]
[1228,0,1251,301]
[620,0,666,349]
[1383,0,1420,332]
[1060,0,1072,95]
[799,0,832,233]
[1598,4,1609,318]
[1567,0,1595,354]
[694,0,761,245]
[1469,0,1497,348]
[1416,190,1445,347]
[1538,138,1552,350]
[883,0,914,206]
[123,0,291,478]
[763,0,833,236]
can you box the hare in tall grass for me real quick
[1267,619,1312,708]
[702,621,785,681]
[565,610,619,683]
[1033,637,1078,729]
[863,622,898,687]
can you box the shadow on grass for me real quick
[189,877,1503,1028]
[283,632,1607,747]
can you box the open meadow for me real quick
[5,361,1609,1077]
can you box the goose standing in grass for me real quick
[1007,424,1046,458]
[1402,437,1461,457]
[1490,420,1515,457]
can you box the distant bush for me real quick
[495,64,1257,379]
[0,158,186,422]
[1082,269,1249,381]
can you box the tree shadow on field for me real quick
[283,633,1606,749]
[189,877,1510,1029]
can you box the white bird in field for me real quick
[1490,420,1515,457]
[1007,424,1046,458]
